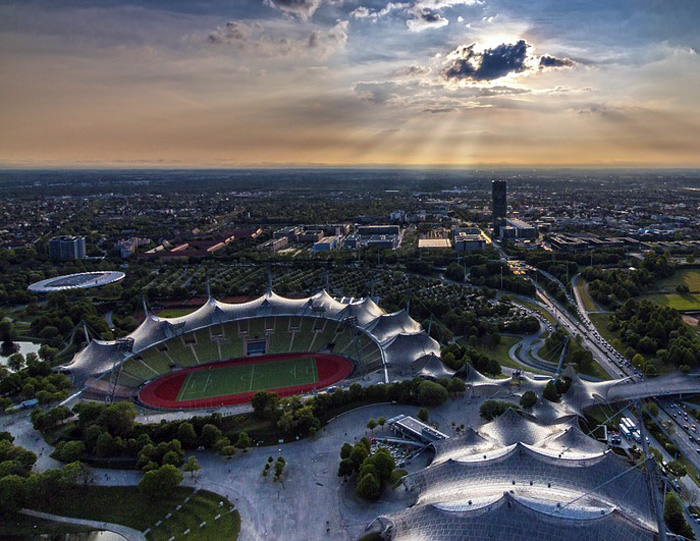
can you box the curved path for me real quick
[20,509,142,540]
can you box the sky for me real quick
[1,0,699,168]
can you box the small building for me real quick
[298,229,324,243]
[387,414,449,444]
[313,236,338,251]
[418,238,452,250]
[274,226,302,242]
[258,237,289,252]
[357,225,400,237]
[454,233,485,252]
[503,218,537,240]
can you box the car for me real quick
[696,448,700,454]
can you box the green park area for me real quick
[640,293,700,312]
[575,278,598,312]
[24,486,240,541]
[656,269,700,293]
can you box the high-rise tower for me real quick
[492,180,507,231]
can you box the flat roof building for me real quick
[49,235,86,261]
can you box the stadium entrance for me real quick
[246,339,267,355]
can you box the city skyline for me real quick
[1,0,700,167]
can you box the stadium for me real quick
[62,288,448,408]
[28,271,126,293]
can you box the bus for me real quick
[619,424,632,440]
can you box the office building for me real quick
[492,180,507,229]
[49,235,86,261]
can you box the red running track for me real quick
[137,352,353,409]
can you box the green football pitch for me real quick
[176,356,319,401]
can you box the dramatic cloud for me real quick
[443,40,530,81]
[350,3,410,20]
[539,55,576,68]
[263,0,324,19]
[308,20,349,57]
[407,9,449,32]
[392,65,432,77]
[207,19,347,58]
[416,0,482,8]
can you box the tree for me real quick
[183,456,201,479]
[200,424,222,448]
[177,422,197,449]
[377,417,386,429]
[338,458,355,478]
[417,407,429,423]
[139,464,183,500]
[340,443,353,460]
[666,460,687,479]
[665,492,695,539]
[0,475,26,515]
[520,391,538,409]
[7,353,24,372]
[418,380,448,406]
[368,448,395,482]
[235,431,253,450]
[349,444,369,470]
[274,456,286,480]
[38,345,58,362]
[447,378,466,394]
[480,400,515,421]
[54,441,85,463]
[356,473,381,501]
[97,402,137,437]
[251,391,280,419]
[367,419,377,433]
[445,263,466,282]
[542,380,560,402]
[0,320,15,347]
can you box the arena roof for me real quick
[28,271,125,293]
[376,410,659,541]
[62,289,447,384]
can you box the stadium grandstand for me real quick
[62,289,448,406]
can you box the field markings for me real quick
[248,363,256,392]
[311,357,318,382]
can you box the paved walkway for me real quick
[20,509,143,540]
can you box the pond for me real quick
[0,341,42,367]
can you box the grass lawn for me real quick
[460,334,547,375]
[656,269,700,293]
[577,359,613,381]
[0,514,94,539]
[589,313,616,344]
[575,278,598,312]
[157,308,197,318]
[640,293,700,312]
[27,486,240,541]
[177,356,318,401]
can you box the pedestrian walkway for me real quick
[20,509,145,541]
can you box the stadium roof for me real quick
[62,289,447,384]
[28,271,125,293]
[376,410,658,541]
